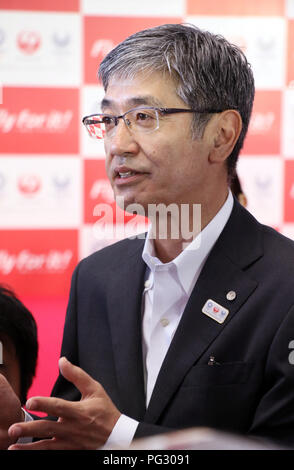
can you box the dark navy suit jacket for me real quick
[51,199,294,447]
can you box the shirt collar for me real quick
[142,190,234,295]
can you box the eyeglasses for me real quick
[82,106,227,139]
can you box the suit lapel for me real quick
[106,238,147,420]
[144,200,263,423]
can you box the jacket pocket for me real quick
[182,362,253,387]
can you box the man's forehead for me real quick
[100,72,177,111]
[101,94,163,111]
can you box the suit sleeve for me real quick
[50,264,81,402]
[135,422,175,440]
[248,303,294,448]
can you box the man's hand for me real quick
[8,357,121,450]
[0,374,24,449]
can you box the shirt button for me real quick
[160,318,169,327]
[144,279,151,288]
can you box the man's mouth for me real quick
[117,170,139,179]
[114,165,147,181]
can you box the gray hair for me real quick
[98,23,255,179]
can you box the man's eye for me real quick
[136,113,147,121]
[101,116,114,125]
[136,112,152,121]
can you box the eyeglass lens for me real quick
[85,108,160,139]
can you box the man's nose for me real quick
[107,118,139,157]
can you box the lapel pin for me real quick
[208,356,221,366]
[226,290,236,301]
[202,299,229,324]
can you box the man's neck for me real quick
[152,238,188,264]
[151,191,229,263]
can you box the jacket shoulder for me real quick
[261,224,294,263]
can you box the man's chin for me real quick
[113,193,147,216]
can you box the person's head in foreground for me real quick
[0,285,38,405]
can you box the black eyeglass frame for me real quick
[82,106,237,127]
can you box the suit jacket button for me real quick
[226,290,236,301]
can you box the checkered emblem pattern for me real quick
[88,123,105,139]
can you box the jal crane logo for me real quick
[17,31,41,54]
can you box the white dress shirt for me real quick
[106,190,234,447]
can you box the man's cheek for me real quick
[104,159,112,183]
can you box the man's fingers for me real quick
[58,357,100,397]
[25,395,78,419]
[8,419,67,441]
[9,439,74,450]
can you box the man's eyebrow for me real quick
[100,98,113,110]
[100,96,163,111]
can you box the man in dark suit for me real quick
[5,24,294,449]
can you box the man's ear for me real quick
[209,110,242,163]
